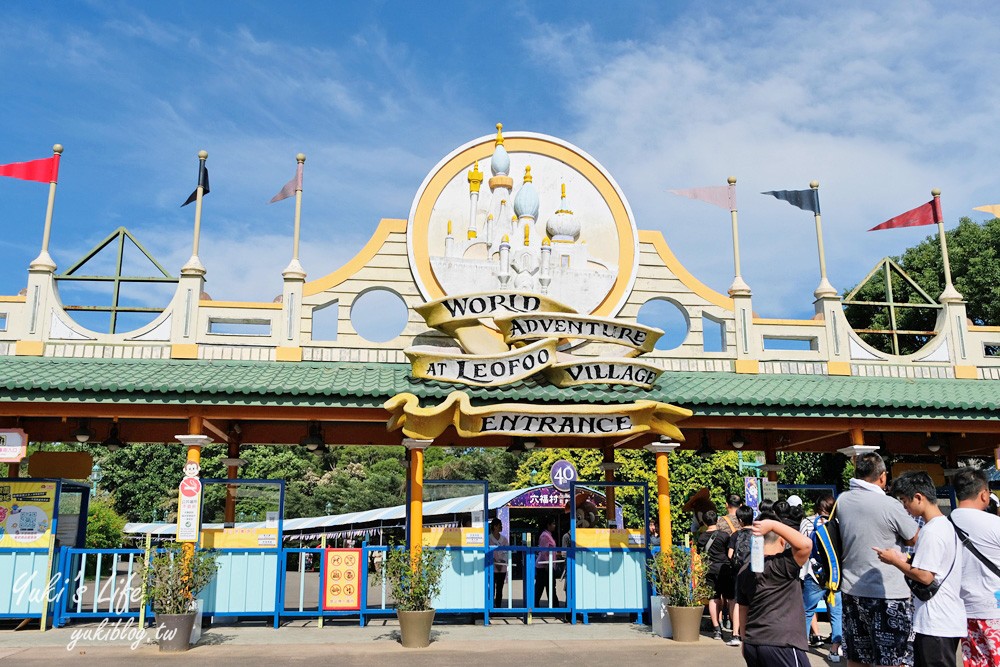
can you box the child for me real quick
[736,511,813,667]
[876,471,966,667]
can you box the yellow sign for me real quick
[385,391,690,441]
[322,548,362,610]
[421,526,486,548]
[574,528,645,549]
[0,481,57,549]
[201,527,279,549]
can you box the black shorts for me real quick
[742,643,810,667]
[914,633,960,667]
[842,594,914,667]
[716,563,735,599]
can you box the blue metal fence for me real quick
[31,542,656,628]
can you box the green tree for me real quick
[85,496,127,549]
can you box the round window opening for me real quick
[350,288,408,343]
[636,298,689,350]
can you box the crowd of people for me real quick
[693,453,1000,667]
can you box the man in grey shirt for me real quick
[837,452,919,667]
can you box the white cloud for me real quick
[528,1,1000,316]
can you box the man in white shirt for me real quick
[877,471,966,667]
[838,452,919,667]
[950,469,1000,667]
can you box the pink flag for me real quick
[269,162,303,203]
[668,185,736,211]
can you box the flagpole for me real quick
[29,144,63,272]
[283,154,307,279]
[182,150,208,275]
[810,180,838,298]
[727,176,750,295]
[934,188,963,302]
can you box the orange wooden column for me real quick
[404,438,431,557]
[646,440,680,546]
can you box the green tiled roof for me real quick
[0,356,998,420]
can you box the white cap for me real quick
[787,494,803,507]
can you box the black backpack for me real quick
[810,507,842,604]
[731,529,752,568]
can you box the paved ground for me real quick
[0,618,834,666]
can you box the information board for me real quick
[322,548,362,610]
[421,526,485,548]
[0,481,57,549]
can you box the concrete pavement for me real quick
[0,618,833,666]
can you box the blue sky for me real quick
[2,1,1000,332]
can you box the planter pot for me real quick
[666,605,703,643]
[397,609,436,648]
[650,595,673,638]
[156,613,196,652]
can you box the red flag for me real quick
[868,199,940,231]
[0,156,59,183]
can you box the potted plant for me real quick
[647,546,712,642]
[138,543,219,652]
[383,544,446,648]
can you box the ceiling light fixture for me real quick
[300,422,325,452]
[101,423,127,452]
[696,431,714,458]
[72,418,95,444]
[729,430,745,450]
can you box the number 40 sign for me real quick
[550,459,578,492]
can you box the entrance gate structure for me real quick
[1,126,1000,628]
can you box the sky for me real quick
[2,0,1000,334]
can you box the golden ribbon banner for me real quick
[415,291,576,355]
[384,391,691,441]
[494,313,663,356]
[406,338,558,387]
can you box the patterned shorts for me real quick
[842,594,914,667]
[963,619,1000,667]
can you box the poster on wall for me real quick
[0,481,57,549]
[322,548,362,610]
[743,477,761,514]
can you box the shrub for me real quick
[138,543,218,615]
[383,545,446,612]
[647,546,712,607]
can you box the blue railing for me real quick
[28,542,658,627]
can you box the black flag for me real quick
[181,162,210,207]
[761,189,820,215]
